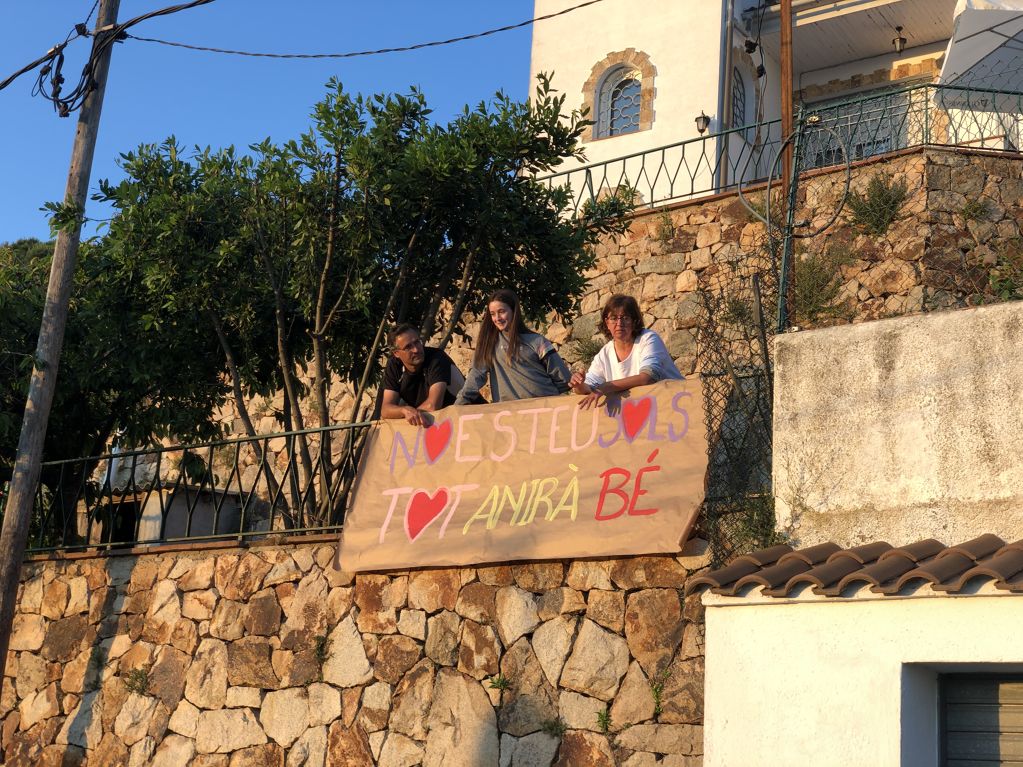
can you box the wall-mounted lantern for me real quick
[695,111,711,135]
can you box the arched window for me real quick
[597,67,642,138]
[732,66,747,130]
[581,51,656,142]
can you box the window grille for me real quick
[732,67,747,130]
[597,67,642,138]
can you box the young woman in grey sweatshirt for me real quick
[454,289,571,405]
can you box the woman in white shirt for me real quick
[569,294,683,409]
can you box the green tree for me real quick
[0,237,230,542]
[85,74,633,527]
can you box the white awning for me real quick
[938,0,1023,103]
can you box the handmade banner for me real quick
[339,379,707,571]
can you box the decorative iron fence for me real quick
[538,83,1023,214]
[4,421,373,553]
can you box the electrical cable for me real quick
[84,0,100,27]
[1,0,215,115]
[124,0,608,60]
[3,0,606,117]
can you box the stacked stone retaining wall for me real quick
[1,540,711,766]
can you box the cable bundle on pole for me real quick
[1,0,214,116]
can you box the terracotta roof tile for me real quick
[880,538,944,563]
[783,542,842,566]
[686,536,1023,599]
[741,544,794,567]
[933,547,1023,593]
[838,541,893,563]
[938,533,1005,561]
[685,544,793,594]
[833,555,918,595]
[734,558,813,594]
[784,558,865,595]
[887,551,976,594]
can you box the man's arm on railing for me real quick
[380,389,427,427]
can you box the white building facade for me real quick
[530,0,1023,210]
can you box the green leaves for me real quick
[42,198,85,235]
[846,174,909,236]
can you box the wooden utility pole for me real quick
[0,0,120,681]
[778,0,797,329]
[780,0,794,191]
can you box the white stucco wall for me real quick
[773,301,1023,548]
[531,0,725,201]
[703,589,1023,767]
[800,41,947,98]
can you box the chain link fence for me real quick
[695,233,782,566]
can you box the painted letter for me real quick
[378,487,413,542]
[454,413,484,463]
[595,467,632,520]
[524,477,559,524]
[547,465,579,521]
[490,410,517,461]
[437,483,480,537]
[628,449,661,516]
[518,407,550,454]
[644,397,666,442]
[547,405,571,455]
[570,406,599,452]
[463,485,500,535]
[598,414,621,449]
[668,392,691,441]
[503,482,531,526]
[389,432,421,473]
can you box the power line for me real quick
[85,0,100,27]
[125,0,607,60]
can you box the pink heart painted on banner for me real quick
[423,420,452,464]
[621,397,653,441]
[405,488,449,542]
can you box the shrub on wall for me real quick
[792,242,855,325]
[846,175,909,236]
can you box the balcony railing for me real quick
[4,422,372,553]
[537,83,1023,215]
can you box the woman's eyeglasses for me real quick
[605,315,632,325]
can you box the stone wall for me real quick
[1,540,711,766]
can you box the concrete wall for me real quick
[774,299,1023,547]
[0,540,711,766]
[702,589,1023,767]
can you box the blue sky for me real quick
[0,1,538,242]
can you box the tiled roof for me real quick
[685,534,1023,598]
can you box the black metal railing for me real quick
[538,83,1023,214]
[5,421,374,553]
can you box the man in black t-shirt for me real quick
[380,324,466,426]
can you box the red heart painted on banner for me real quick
[405,488,449,542]
[423,420,452,464]
[621,397,653,441]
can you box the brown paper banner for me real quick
[339,379,707,571]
